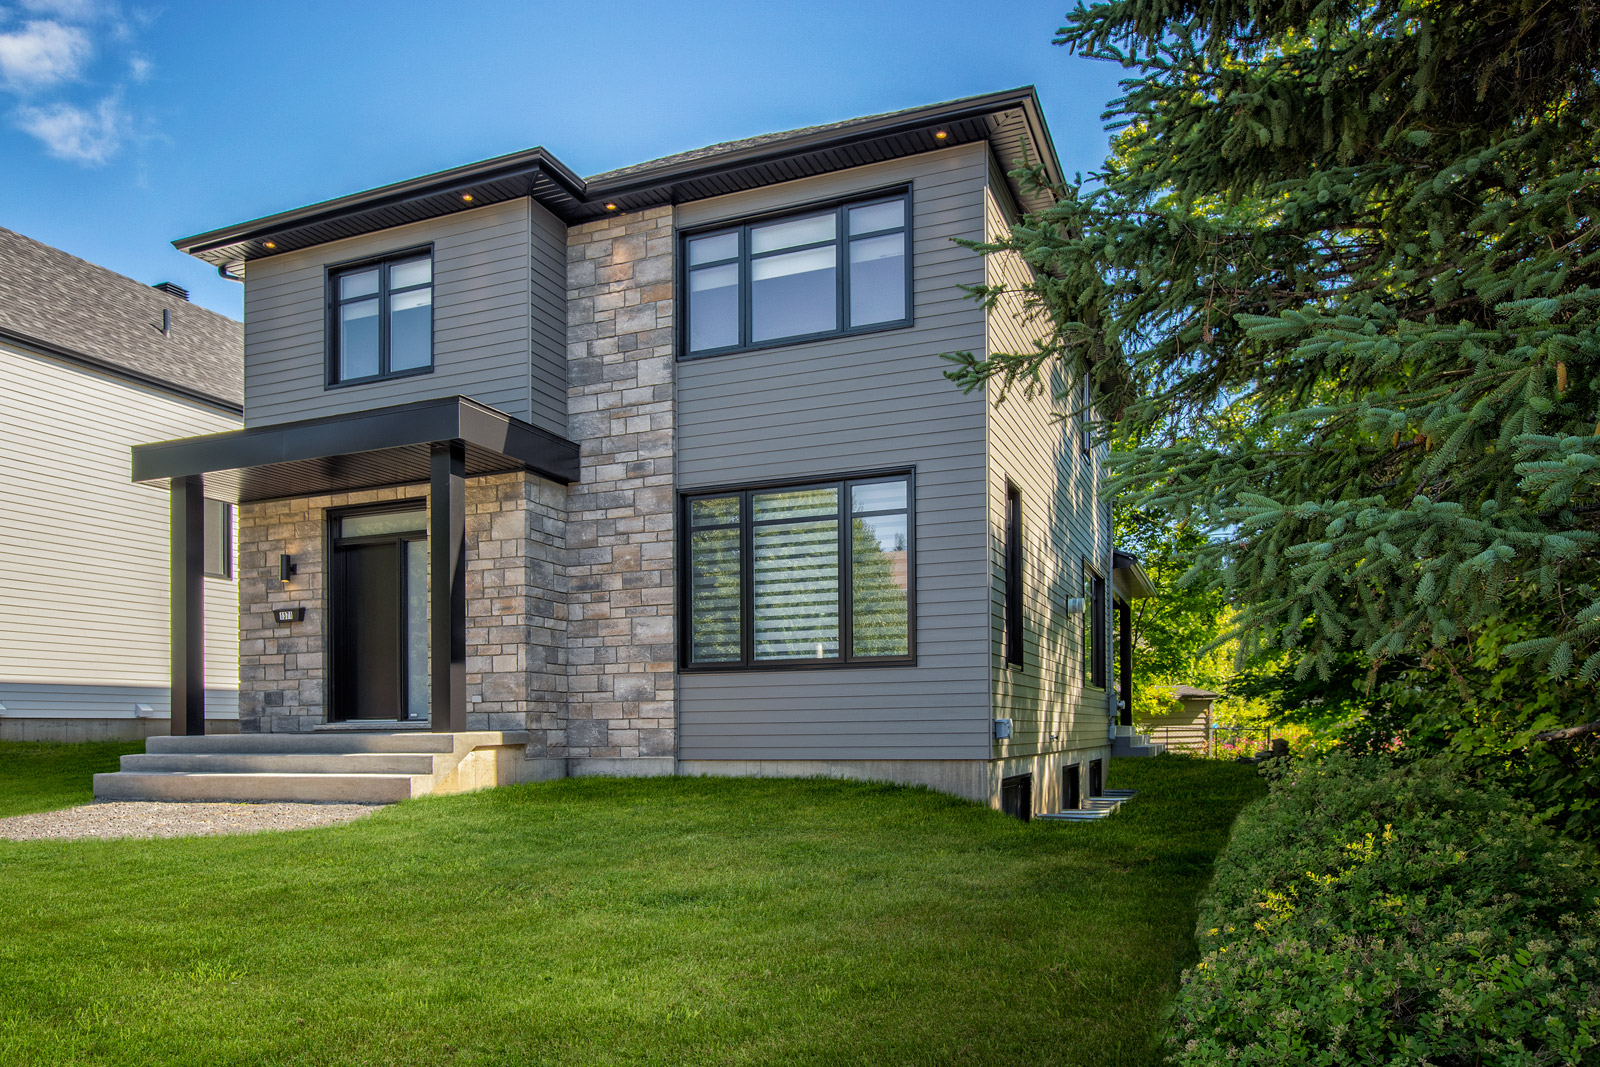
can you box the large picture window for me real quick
[682,473,914,669]
[328,249,433,385]
[683,192,911,357]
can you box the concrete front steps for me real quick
[1111,723,1166,758]
[93,731,530,804]
[1036,788,1138,822]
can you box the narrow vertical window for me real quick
[1080,374,1093,456]
[1004,482,1023,667]
[1086,565,1107,687]
[687,496,743,664]
[850,479,910,657]
[202,498,232,579]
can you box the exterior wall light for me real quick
[1066,597,1086,614]
[279,554,297,583]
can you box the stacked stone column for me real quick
[563,205,677,762]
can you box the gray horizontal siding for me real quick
[676,143,993,762]
[0,342,240,695]
[982,159,1115,765]
[243,198,566,437]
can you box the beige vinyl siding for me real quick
[676,143,993,761]
[242,198,567,437]
[982,157,1114,761]
[0,341,240,713]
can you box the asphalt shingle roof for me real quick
[0,226,242,409]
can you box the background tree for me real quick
[946,0,1600,833]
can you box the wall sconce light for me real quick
[1066,597,1086,614]
[279,554,298,583]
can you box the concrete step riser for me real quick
[92,772,421,804]
[122,753,438,775]
[147,734,456,756]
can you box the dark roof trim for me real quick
[1112,549,1158,600]
[173,88,1062,270]
[132,395,580,487]
[589,86,1062,199]
[174,148,587,269]
[0,323,242,415]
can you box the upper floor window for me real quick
[683,192,911,357]
[329,250,433,385]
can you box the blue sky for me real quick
[0,1,1127,319]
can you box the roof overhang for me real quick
[1112,549,1157,601]
[174,88,1062,276]
[132,395,580,503]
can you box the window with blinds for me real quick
[682,473,914,669]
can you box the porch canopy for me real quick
[1111,549,1158,728]
[132,396,580,736]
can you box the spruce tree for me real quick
[947,1,1600,779]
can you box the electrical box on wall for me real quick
[993,718,1013,740]
[273,607,305,625]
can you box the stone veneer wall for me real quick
[237,474,564,734]
[563,205,677,762]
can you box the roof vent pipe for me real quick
[151,281,189,301]
[161,308,171,337]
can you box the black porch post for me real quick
[170,475,206,736]
[430,440,467,733]
[1117,599,1133,727]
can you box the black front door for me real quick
[330,507,428,722]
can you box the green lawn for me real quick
[0,749,1264,1067]
[0,741,144,818]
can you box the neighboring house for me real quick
[99,87,1145,816]
[1139,685,1220,755]
[0,227,242,740]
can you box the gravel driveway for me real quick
[0,801,385,841]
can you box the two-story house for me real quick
[95,88,1154,816]
[0,227,242,740]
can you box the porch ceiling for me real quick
[131,395,580,503]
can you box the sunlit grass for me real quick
[0,753,1264,1066]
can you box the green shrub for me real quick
[1170,753,1600,1066]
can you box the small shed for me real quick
[1139,685,1220,754]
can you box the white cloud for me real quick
[127,51,147,80]
[0,18,91,90]
[14,94,125,163]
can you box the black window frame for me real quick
[1085,562,1107,689]
[202,498,232,580]
[1003,481,1023,668]
[325,245,436,388]
[678,187,914,360]
[678,469,917,672]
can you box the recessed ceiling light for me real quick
[462,193,474,202]
[934,130,948,141]
[263,241,276,249]
[604,202,618,211]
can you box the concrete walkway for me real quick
[0,801,385,841]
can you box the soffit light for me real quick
[934,130,948,141]
[604,202,618,211]
[263,241,276,249]
[461,193,474,202]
